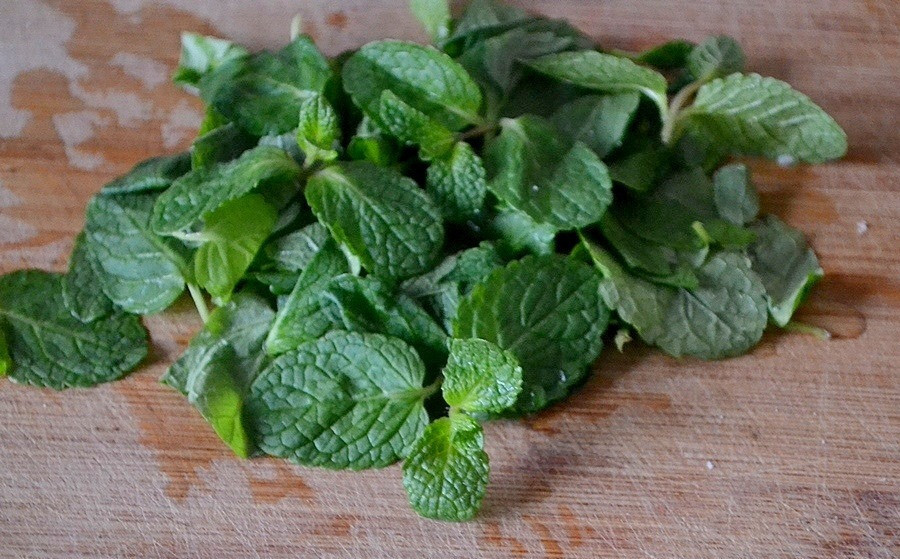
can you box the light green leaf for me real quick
[248,331,433,470]
[488,208,556,256]
[377,90,456,159]
[453,255,609,414]
[199,35,332,135]
[194,194,277,300]
[151,146,301,235]
[0,326,9,377]
[63,232,115,322]
[100,152,191,195]
[713,163,759,225]
[0,271,147,389]
[410,0,451,44]
[551,93,641,157]
[676,73,847,163]
[527,51,669,117]
[485,115,612,230]
[342,40,483,131]
[85,193,191,315]
[443,338,522,413]
[426,141,487,221]
[297,92,340,165]
[402,414,489,521]
[687,35,746,81]
[747,215,823,326]
[305,161,444,282]
[172,33,249,90]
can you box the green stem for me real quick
[783,320,831,341]
[422,376,443,399]
[458,123,499,142]
[187,283,211,324]
[660,79,702,145]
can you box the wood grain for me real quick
[0,1,898,557]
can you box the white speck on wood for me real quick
[110,52,169,90]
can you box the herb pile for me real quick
[0,0,844,521]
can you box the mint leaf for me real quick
[85,193,191,314]
[377,90,456,159]
[402,414,489,521]
[306,161,444,282]
[194,194,277,300]
[676,73,847,163]
[63,232,115,322]
[687,36,745,82]
[0,270,147,389]
[485,115,612,231]
[443,338,522,413]
[747,215,823,326]
[100,152,191,195]
[488,208,556,256]
[634,40,694,69]
[199,35,332,135]
[248,331,433,470]
[172,33,249,91]
[426,141,487,221]
[297,92,340,165]
[551,93,640,157]
[713,163,759,225]
[527,51,669,117]
[191,122,256,170]
[261,222,330,274]
[0,327,9,377]
[453,255,609,414]
[342,40,483,131]
[446,0,530,48]
[410,0,451,44]
[151,146,301,235]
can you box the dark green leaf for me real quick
[713,163,760,225]
[551,93,640,157]
[63,232,115,322]
[687,36,745,81]
[426,141,487,221]
[191,122,256,170]
[100,152,191,195]
[634,40,694,69]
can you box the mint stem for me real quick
[187,283,211,323]
[459,123,498,141]
[783,320,832,341]
[661,80,702,145]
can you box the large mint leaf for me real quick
[485,115,612,231]
[686,35,746,81]
[342,41,482,131]
[453,255,609,414]
[198,35,332,135]
[63,232,115,322]
[551,93,640,158]
[527,51,668,116]
[172,33,249,90]
[676,73,847,163]
[100,152,191,195]
[260,222,330,274]
[713,163,759,225]
[305,161,444,282]
[489,208,556,257]
[190,121,256,170]
[85,193,191,315]
[377,90,456,159]
[402,414,489,521]
[747,215,823,326]
[0,271,147,389]
[193,194,277,300]
[426,141,487,222]
[443,338,522,413]
[151,146,301,235]
[248,331,433,470]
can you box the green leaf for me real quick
[172,33,249,90]
[342,40,482,131]
[0,270,147,389]
[607,142,671,192]
[305,161,444,282]
[426,141,487,221]
[676,73,847,163]
[453,255,610,414]
[190,121,256,170]
[443,338,522,413]
[582,238,768,359]
[402,413,489,521]
[85,193,191,314]
[199,35,332,135]
[485,116,612,231]
[410,0,451,44]
[747,215,823,326]
[248,331,433,470]
[713,163,759,225]
[164,292,274,395]
[488,208,556,257]
[261,222,331,274]
[297,92,340,165]
[151,146,301,235]
[634,40,694,69]
[527,51,669,117]
[551,93,640,157]
[0,326,9,377]
[63,232,115,322]
[446,0,531,48]
[100,152,191,195]
[377,90,456,159]
[687,36,745,81]
[194,194,277,300]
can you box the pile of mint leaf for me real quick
[0,0,843,521]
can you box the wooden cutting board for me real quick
[0,1,897,557]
